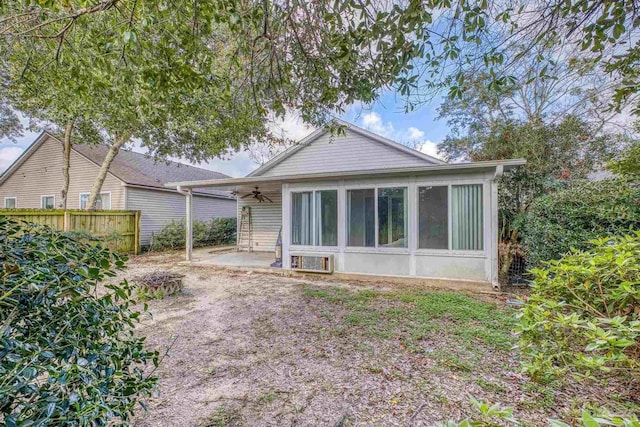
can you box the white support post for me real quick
[490,166,503,290]
[281,183,291,269]
[186,190,193,261]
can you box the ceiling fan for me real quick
[235,187,273,203]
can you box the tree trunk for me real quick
[86,131,130,210]
[60,119,75,209]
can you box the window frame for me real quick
[4,197,17,209]
[79,191,112,210]
[415,179,486,257]
[40,195,55,209]
[344,184,409,253]
[290,187,339,249]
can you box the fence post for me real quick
[63,210,71,232]
[134,210,141,255]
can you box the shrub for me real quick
[434,398,640,426]
[148,217,236,251]
[517,233,640,383]
[0,218,158,425]
[524,178,640,266]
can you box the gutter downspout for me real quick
[177,186,193,262]
[491,165,504,291]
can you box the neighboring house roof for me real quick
[72,143,233,198]
[248,119,446,177]
[0,132,234,199]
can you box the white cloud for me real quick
[418,140,440,158]
[0,146,24,173]
[361,112,395,138]
[359,112,443,160]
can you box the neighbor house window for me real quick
[451,184,483,250]
[41,195,55,209]
[377,187,407,248]
[347,189,375,247]
[4,197,16,208]
[418,186,448,249]
[79,192,112,210]
[291,190,337,246]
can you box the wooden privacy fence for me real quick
[0,209,141,254]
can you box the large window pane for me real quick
[378,187,407,248]
[418,186,448,249]
[315,190,337,246]
[291,192,313,245]
[347,189,375,247]
[451,184,483,250]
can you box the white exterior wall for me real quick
[237,191,282,252]
[126,187,236,246]
[260,129,436,177]
[281,171,499,284]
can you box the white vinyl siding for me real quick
[0,135,125,209]
[126,187,237,246]
[260,129,435,177]
[237,191,282,252]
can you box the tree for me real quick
[2,1,638,117]
[439,117,620,242]
[2,2,271,209]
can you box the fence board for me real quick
[0,209,141,254]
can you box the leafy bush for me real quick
[0,218,157,425]
[434,398,640,426]
[517,233,640,382]
[524,179,640,266]
[148,217,236,251]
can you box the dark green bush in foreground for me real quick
[148,217,236,251]
[524,178,640,266]
[0,218,157,425]
[517,233,640,382]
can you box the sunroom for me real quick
[167,159,524,289]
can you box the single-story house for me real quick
[0,131,236,246]
[167,120,525,289]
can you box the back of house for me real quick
[167,120,525,289]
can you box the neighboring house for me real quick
[0,132,236,246]
[167,120,525,288]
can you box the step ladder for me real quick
[238,206,252,252]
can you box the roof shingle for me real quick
[72,143,234,198]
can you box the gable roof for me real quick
[248,119,445,177]
[0,132,233,199]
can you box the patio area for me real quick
[188,249,279,270]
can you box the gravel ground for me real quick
[119,252,636,427]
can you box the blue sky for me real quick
[0,91,450,177]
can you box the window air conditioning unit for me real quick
[290,254,334,274]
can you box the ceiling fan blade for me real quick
[262,195,273,203]
[241,193,253,199]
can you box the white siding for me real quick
[260,129,435,177]
[0,135,125,209]
[126,187,236,245]
[237,191,282,252]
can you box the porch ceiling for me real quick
[165,158,526,191]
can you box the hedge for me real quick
[148,217,236,251]
[524,178,640,266]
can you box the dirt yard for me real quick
[121,252,635,427]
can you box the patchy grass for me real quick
[302,285,515,362]
[200,406,240,427]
